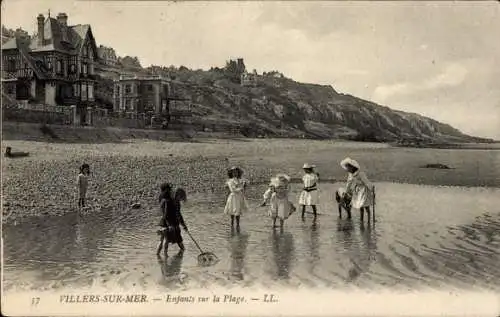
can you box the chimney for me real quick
[57,13,68,27]
[37,14,45,46]
[57,13,69,42]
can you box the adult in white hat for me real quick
[339,157,374,222]
[298,163,320,219]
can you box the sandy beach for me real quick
[2,136,500,295]
[2,137,499,224]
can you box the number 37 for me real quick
[31,297,40,306]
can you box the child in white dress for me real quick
[224,167,249,229]
[261,174,296,228]
[339,157,375,222]
[77,163,90,208]
[299,163,319,219]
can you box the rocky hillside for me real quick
[2,24,491,143]
[94,60,492,143]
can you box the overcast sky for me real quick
[3,1,499,139]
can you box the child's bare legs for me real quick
[311,205,317,218]
[177,242,185,251]
[156,236,164,255]
[301,205,306,219]
[231,215,235,227]
[359,207,371,222]
[272,217,277,227]
[279,218,284,228]
[235,216,240,228]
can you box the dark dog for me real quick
[335,189,352,219]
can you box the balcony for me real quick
[118,74,168,81]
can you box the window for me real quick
[83,46,88,57]
[70,64,76,73]
[7,85,14,94]
[47,61,53,70]
[125,99,131,110]
[81,83,87,100]
[88,84,93,99]
[125,85,131,94]
[73,84,80,96]
[147,84,153,92]
[7,59,16,71]
[83,64,88,74]
[56,60,62,74]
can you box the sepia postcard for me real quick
[1,0,499,316]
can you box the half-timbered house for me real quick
[1,12,98,120]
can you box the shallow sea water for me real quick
[3,182,500,292]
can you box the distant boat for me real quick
[4,147,29,158]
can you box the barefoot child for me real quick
[157,185,189,256]
[299,163,319,219]
[261,174,296,228]
[340,157,375,222]
[224,167,249,229]
[77,163,90,208]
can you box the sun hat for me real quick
[340,157,360,170]
[269,177,280,187]
[229,166,243,174]
[302,163,316,169]
[275,173,291,182]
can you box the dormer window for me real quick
[83,46,88,57]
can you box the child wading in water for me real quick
[261,174,296,228]
[77,163,90,208]
[224,166,249,229]
[157,184,189,256]
[339,157,375,222]
[299,163,320,219]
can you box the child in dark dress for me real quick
[157,185,189,256]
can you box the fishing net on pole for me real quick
[185,230,219,267]
[197,252,219,267]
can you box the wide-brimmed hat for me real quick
[269,177,280,187]
[229,166,243,173]
[302,163,316,169]
[275,173,291,182]
[340,157,360,170]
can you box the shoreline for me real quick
[2,121,499,149]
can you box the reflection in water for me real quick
[337,218,355,248]
[228,228,249,280]
[271,229,295,280]
[3,183,500,292]
[307,222,320,271]
[359,222,378,265]
[158,251,184,279]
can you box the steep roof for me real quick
[2,37,18,50]
[1,15,98,80]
